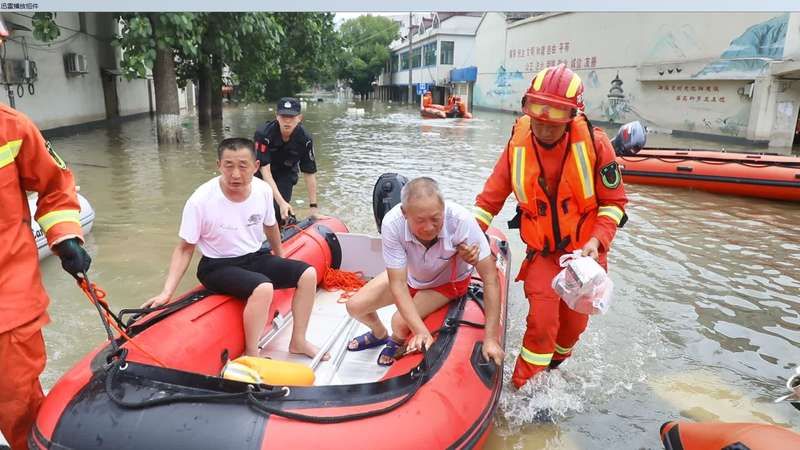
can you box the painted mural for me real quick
[473,12,798,143]
[696,13,788,77]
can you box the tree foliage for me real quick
[337,15,400,97]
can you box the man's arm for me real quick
[387,267,432,351]
[584,129,629,259]
[302,172,318,217]
[260,165,292,220]
[298,133,318,217]
[473,256,504,365]
[473,123,517,231]
[142,239,196,307]
[265,223,284,258]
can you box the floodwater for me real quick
[22,99,800,448]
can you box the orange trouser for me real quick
[511,252,605,389]
[0,320,47,450]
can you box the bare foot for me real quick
[289,340,330,360]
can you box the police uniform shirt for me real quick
[253,120,316,186]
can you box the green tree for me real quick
[231,13,339,102]
[337,15,399,99]
[113,13,204,143]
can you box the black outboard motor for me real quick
[372,173,408,233]
[611,121,646,156]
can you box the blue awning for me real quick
[450,66,477,83]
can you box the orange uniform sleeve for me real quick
[590,128,628,252]
[473,127,516,231]
[15,112,83,247]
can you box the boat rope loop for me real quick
[75,273,168,367]
[620,155,800,169]
[103,314,487,423]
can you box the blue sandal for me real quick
[347,331,389,352]
[377,339,404,366]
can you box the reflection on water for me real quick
[38,100,800,448]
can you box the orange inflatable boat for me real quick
[660,420,800,450]
[31,211,510,449]
[420,93,472,119]
[617,148,800,201]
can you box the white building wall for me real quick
[1,13,153,130]
[474,12,797,144]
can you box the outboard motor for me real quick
[372,173,408,233]
[775,366,800,412]
[612,121,646,156]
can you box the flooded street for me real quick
[37,100,800,449]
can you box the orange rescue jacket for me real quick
[474,114,627,255]
[0,103,83,333]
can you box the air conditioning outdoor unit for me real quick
[64,53,88,75]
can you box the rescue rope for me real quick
[283,222,367,303]
[76,274,167,367]
[103,296,491,423]
[321,269,366,303]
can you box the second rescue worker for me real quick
[253,97,319,224]
[472,64,628,389]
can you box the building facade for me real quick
[0,12,196,132]
[376,13,481,107]
[473,12,800,149]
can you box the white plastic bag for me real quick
[551,251,614,315]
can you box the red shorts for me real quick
[408,276,471,300]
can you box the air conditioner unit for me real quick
[64,53,88,75]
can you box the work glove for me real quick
[53,237,91,279]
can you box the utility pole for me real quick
[407,12,413,104]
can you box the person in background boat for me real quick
[471,64,628,389]
[422,90,433,108]
[0,19,91,447]
[253,97,319,226]
[143,138,327,361]
[345,177,504,367]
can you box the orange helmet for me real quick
[524,64,584,123]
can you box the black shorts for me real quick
[197,249,311,299]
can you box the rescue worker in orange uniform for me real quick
[422,90,433,108]
[0,20,91,448]
[472,64,628,389]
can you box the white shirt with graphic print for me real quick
[179,176,277,258]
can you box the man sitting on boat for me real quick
[143,138,327,360]
[345,177,504,366]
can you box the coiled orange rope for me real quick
[284,222,366,303]
[321,268,366,303]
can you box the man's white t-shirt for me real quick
[381,201,491,289]
[179,177,277,258]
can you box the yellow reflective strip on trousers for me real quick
[37,209,81,233]
[511,146,528,203]
[572,141,594,199]
[473,206,494,226]
[598,206,624,225]
[554,344,572,355]
[520,346,553,366]
[0,139,22,169]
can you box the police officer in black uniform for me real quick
[253,97,319,224]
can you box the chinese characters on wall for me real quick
[657,84,726,103]
[508,41,598,72]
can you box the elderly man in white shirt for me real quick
[345,177,504,366]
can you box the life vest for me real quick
[422,93,433,108]
[507,114,599,254]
